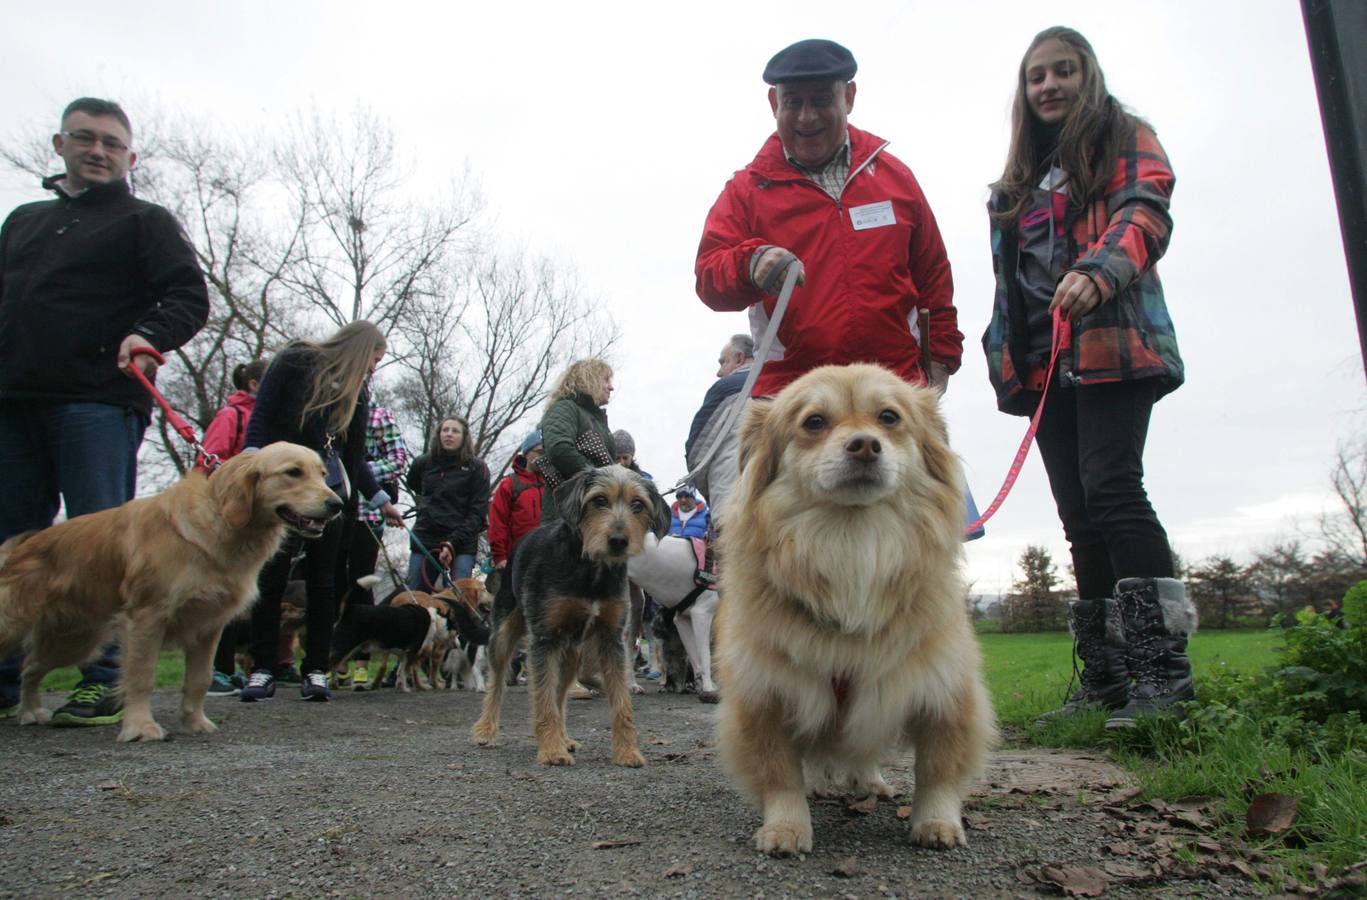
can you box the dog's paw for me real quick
[910,818,967,849]
[755,821,812,857]
[613,747,646,768]
[562,736,579,753]
[118,720,167,743]
[18,707,51,726]
[856,771,898,800]
[697,690,720,704]
[537,747,576,766]
[627,682,645,696]
[182,713,217,734]
[470,720,498,746]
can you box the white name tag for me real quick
[849,200,896,231]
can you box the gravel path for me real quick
[0,686,1260,898]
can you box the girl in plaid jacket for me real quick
[985,27,1195,730]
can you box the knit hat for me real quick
[519,430,543,455]
[611,429,635,457]
[676,484,696,498]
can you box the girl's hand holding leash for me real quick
[1051,271,1104,319]
[378,501,404,528]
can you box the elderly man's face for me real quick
[768,80,856,168]
[678,494,696,512]
[717,344,744,378]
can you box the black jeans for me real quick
[1033,379,1174,600]
[249,518,344,675]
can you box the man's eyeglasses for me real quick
[61,130,130,153]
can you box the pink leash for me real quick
[963,308,1070,536]
[126,346,224,471]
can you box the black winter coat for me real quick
[0,176,209,415]
[406,451,491,555]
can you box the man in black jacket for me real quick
[0,98,209,727]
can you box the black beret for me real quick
[763,39,857,85]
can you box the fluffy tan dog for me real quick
[0,443,341,742]
[715,364,996,856]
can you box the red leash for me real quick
[126,346,224,471]
[963,308,1071,536]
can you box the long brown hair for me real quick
[427,415,474,465]
[990,26,1145,226]
[547,358,613,406]
[295,320,386,435]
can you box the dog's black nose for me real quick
[325,496,345,514]
[608,534,629,553]
[845,434,881,460]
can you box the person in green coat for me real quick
[536,358,617,525]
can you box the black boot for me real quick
[1037,597,1129,723]
[1105,577,1197,729]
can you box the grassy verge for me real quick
[979,625,1364,890]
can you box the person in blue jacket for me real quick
[668,485,709,539]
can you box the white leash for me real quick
[670,263,801,495]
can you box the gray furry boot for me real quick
[1036,597,1129,724]
[1104,577,1198,730]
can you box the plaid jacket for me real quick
[983,124,1184,416]
[358,406,409,525]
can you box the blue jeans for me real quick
[0,401,147,698]
[405,541,474,590]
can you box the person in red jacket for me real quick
[488,430,546,576]
[695,38,962,399]
[197,359,267,469]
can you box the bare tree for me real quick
[1322,437,1367,564]
[1187,555,1257,629]
[390,249,620,477]
[273,108,481,331]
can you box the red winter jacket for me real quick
[696,125,961,397]
[487,457,545,565]
[197,390,254,469]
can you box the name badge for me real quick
[849,200,896,231]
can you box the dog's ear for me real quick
[554,469,594,531]
[909,393,959,489]
[644,478,671,538]
[211,454,260,529]
[736,397,780,493]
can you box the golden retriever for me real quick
[715,364,996,855]
[0,442,341,742]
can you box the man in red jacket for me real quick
[695,39,962,398]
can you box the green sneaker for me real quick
[50,682,124,727]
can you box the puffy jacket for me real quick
[538,392,615,524]
[0,176,209,415]
[199,390,254,465]
[406,451,491,555]
[669,499,709,540]
[983,124,1184,415]
[487,456,545,565]
[696,125,960,397]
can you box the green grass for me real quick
[977,626,1362,890]
[978,627,1279,728]
[40,650,190,694]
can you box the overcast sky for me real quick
[3,1,1362,594]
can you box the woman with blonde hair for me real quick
[983,27,1191,729]
[535,358,616,525]
[238,320,403,703]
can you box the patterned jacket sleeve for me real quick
[1068,126,1174,303]
[367,408,409,484]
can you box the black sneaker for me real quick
[51,682,123,727]
[275,666,303,685]
[207,671,239,697]
[240,669,276,702]
[301,670,332,702]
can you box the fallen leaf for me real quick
[97,782,120,791]
[1105,841,1137,856]
[1193,838,1222,853]
[830,856,859,878]
[963,812,990,830]
[846,795,878,815]
[1038,864,1109,897]
[895,805,914,820]
[1166,811,1210,830]
[1246,793,1297,836]
[592,839,642,850]
[1108,787,1144,804]
[648,738,673,746]
[662,862,692,878]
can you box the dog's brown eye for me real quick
[878,409,900,427]
[285,467,304,478]
[591,495,610,509]
[630,499,645,513]
[802,414,826,432]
